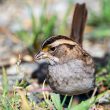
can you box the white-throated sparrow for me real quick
[35,3,95,95]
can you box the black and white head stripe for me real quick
[42,35,76,48]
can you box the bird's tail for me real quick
[70,3,87,47]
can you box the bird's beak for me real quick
[34,51,59,65]
[34,51,49,60]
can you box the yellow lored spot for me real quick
[42,46,49,52]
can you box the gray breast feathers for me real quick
[48,59,95,95]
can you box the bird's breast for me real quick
[48,59,95,95]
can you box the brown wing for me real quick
[70,3,87,47]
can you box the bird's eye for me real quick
[50,47,56,51]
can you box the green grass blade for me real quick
[2,67,9,96]
[50,93,62,110]
[67,96,73,110]
[61,94,67,106]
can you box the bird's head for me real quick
[35,35,81,65]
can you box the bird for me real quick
[35,3,95,95]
